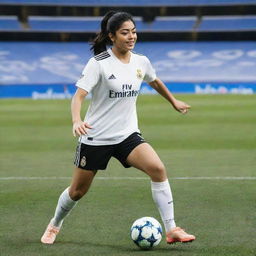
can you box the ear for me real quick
[108,32,115,43]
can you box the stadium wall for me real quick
[1,41,256,98]
[1,82,255,99]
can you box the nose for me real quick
[128,31,136,40]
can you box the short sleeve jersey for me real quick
[76,48,156,145]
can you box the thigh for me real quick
[113,132,146,168]
[126,143,167,182]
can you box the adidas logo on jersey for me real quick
[108,74,116,80]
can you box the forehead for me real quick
[118,20,136,30]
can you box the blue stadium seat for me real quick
[0,0,256,6]
[0,16,21,30]
[198,16,256,31]
[136,17,196,32]
[28,16,196,32]
[28,16,101,32]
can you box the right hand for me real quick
[72,121,92,137]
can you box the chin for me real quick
[120,45,135,53]
[127,45,135,50]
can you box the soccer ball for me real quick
[130,217,162,249]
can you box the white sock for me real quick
[151,179,176,233]
[50,187,77,228]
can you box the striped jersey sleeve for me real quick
[94,51,111,61]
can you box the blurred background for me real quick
[1,0,256,98]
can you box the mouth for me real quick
[126,41,135,47]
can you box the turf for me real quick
[0,94,256,256]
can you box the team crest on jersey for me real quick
[136,69,143,79]
[80,156,86,167]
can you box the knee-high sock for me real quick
[151,179,176,233]
[51,187,77,228]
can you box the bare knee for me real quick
[146,163,167,182]
[69,188,87,201]
[69,168,96,201]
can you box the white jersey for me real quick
[76,48,156,145]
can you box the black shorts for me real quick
[74,132,146,170]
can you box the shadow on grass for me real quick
[4,237,196,256]
[48,240,192,254]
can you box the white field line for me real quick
[0,176,256,181]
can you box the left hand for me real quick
[172,99,191,114]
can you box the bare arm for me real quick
[149,78,191,114]
[71,88,92,136]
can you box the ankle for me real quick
[50,218,63,228]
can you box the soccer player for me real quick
[41,11,195,245]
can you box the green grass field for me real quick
[0,95,256,256]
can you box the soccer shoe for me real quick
[166,227,195,244]
[41,223,60,244]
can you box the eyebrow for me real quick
[120,27,136,32]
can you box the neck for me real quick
[112,47,131,64]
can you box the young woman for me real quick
[41,11,195,245]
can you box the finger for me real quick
[78,126,87,135]
[180,108,188,114]
[83,122,92,129]
[75,128,82,136]
[72,125,79,137]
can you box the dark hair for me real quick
[90,11,135,55]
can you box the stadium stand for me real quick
[27,16,196,32]
[28,16,101,32]
[198,15,256,31]
[0,16,21,30]
[137,17,197,32]
[0,0,256,6]
[0,0,256,97]
[1,0,256,41]
[1,0,256,18]
[1,41,256,98]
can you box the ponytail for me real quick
[90,11,116,56]
[90,11,135,56]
